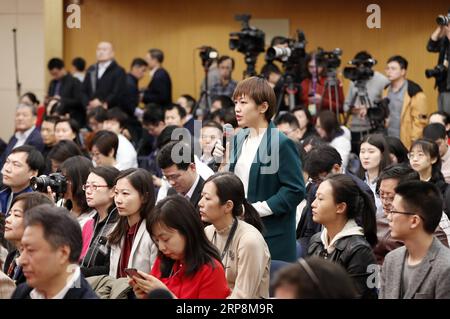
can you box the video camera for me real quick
[198,46,219,67]
[367,97,390,132]
[343,58,376,82]
[229,14,265,56]
[436,9,450,26]
[30,173,67,196]
[316,48,342,70]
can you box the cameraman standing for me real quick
[427,22,450,113]
[344,51,390,154]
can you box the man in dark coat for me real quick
[143,48,172,108]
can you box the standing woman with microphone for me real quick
[214,76,305,262]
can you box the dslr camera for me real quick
[343,58,376,82]
[316,48,343,70]
[265,30,307,64]
[436,9,450,26]
[425,64,447,79]
[367,98,390,132]
[229,14,265,55]
[30,173,67,195]
[198,46,219,67]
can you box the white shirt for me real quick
[184,174,200,199]
[234,129,273,218]
[330,126,352,169]
[30,266,81,299]
[98,61,112,79]
[441,147,450,184]
[13,126,35,149]
[115,134,138,170]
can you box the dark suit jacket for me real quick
[123,73,140,116]
[48,73,85,126]
[82,60,127,111]
[143,68,172,107]
[11,273,98,299]
[229,122,305,262]
[168,176,204,209]
[380,237,450,299]
[0,127,44,168]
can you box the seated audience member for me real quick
[164,104,187,128]
[386,136,409,165]
[46,57,85,127]
[59,156,94,228]
[0,270,15,299]
[357,134,392,217]
[109,169,157,278]
[199,121,222,170]
[315,110,351,168]
[3,193,53,285]
[275,112,303,143]
[129,195,230,299]
[380,181,450,299]
[374,165,449,264]
[273,256,357,299]
[157,141,205,208]
[210,95,235,114]
[89,130,119,168]
[409,139,450,217]
[19,92,44,127]
[139,105,166,167]
[297,146,374,252]
[54,118,83,147]
[0,104,44,167]
[308,174,378,299]
[423,123,450,183]
[87,106,107,133]
[40,116,59,173]
[0,146,45,214]
[200,172,270,299]
[80,166,120,277]
[429,111,450,142]
[177,95,196,135]
[46,140,83,173]
[292,106,318,145]
[142,106,166,139]
[103,108,138,170]
[11,205,98,299]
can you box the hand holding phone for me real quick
[124,268,144,279]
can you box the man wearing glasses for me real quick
[374,165,449,264]
[380,180,450,299]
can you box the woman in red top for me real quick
[129,195,230,299]
[300,53,345,115]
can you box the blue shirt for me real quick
[0,186,33,215]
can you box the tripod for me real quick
[275,72,301,116]
[243,53,258,78]
[320,69,342,123]
[343,80,372,126]
[193,60,213,118]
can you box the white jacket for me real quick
[109,221,157,278]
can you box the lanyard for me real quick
[212,218,238,261]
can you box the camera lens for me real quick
[436,15,450,26]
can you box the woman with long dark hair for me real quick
[108,168,157,278]
[308,174,378,299]
[129,195,230,299]
[199,172,270,298]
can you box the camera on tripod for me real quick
[436,9,450,26]
[229,14,265,55]
[425,64,447,79]
[316,48,342,70]
[343,58,376,82]
[367,98,390,132]
[198,46,219,67]
[30,173,67,196]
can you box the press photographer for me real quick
[343,51,390,153]
[427,9,450,113]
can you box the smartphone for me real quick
[124,268,144,279]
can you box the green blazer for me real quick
[229,122,305,262]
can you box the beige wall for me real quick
[0,0,45,140]
[64,0,449,113]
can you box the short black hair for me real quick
[47,58,65,70]
[211,95,235,110]
[143,106,165,126]
[387,55,408,70]
[395,181,443,234]
[430,111,450,125]
[270,36,288,47]
[303,145,342,179]
[24,205,82,263]
[423,123,447,141]
[218,55,235,69]
[131,57,148,68]
[165,104,187,119]
[42,115,60,124]
[156,125,180,149]
[202,120,222,131]
[87,106,107,123]
[180,95,196,114]
[157,141,194,171]
[91,130,119,158]
[376,164,419,195]
[71,57,86,72]
[149,48,164,63]
[274,112,300,130]
[10,145,45,175]
[47,140,83,165]
[106,107,128,128]
[385,136,409,164]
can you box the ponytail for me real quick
[242,199,265,234]
[355,188,378,247]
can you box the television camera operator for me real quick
[427,9,450,113]
[343,51,390,154]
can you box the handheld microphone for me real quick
[222,123,234,149]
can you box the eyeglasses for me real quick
[388,210,420,217]
[82,184,109,191]
[408,152,426,160]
